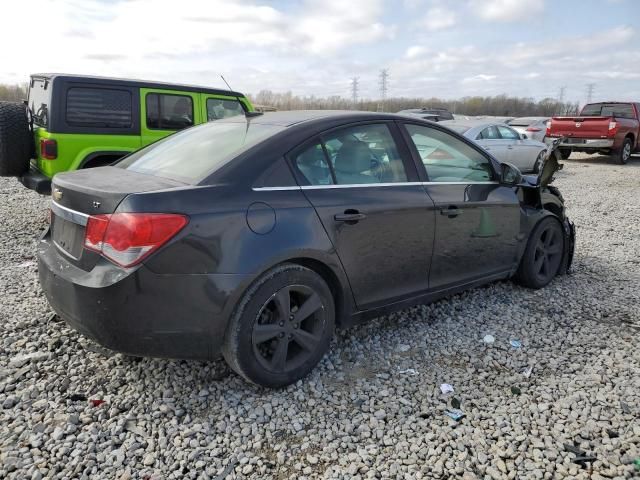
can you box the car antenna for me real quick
[220,74,263,118]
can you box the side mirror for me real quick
[521,133,528,140]
[500,162,523,186]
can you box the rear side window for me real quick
[497,126,520,140]
[66,87,132,128]
[477,126,500,140]
[28,78,51,128]
[117,121,284,183]
[293,124,408,185]
[146,93,194,130]
[206,98,244,120]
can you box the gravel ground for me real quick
[1,153,639,480]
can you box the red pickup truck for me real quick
[546,102,640,164]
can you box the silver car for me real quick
[507,117,550,143]
[444,122,548,173]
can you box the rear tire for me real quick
[515,217,564,289]
[614,137,632,165]
[558,148,571,160]
[222,264,335,388]
[0,102,33,177]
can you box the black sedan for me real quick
[38,111,575,387]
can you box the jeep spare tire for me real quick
[0,102,33,177]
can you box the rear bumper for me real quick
[547,138,614,149]
[37,229,251,360]
[20,167,51,194]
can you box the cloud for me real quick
[469,0,544,22]
[461,74,497,83]
[405,46,429,59]
[422,7,457,30]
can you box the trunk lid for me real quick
[50,166,186,269]
[549,116,611,139]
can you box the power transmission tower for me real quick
[586,83,595,103]
[350,77,359,107]
[558,86,566,103]
[378,69,389,112]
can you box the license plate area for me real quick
[566,138,586,144]
[51,214,85,260]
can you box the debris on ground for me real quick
[444,409,465,421]
[482,334,495,344]
[68,393,87,402]
[510,386,522,395]
[522,365,534,378]
[451,397,461,409]
[510,339,522,348]
[398,368,418,375]
[440,383,454,394]
[90,399,106,407]
[397,344,410,352]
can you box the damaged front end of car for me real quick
[518,137,576,274]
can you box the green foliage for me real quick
[0,83,28,102]
[250,90,580,116]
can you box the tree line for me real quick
[0,82,580,116]
[250,90,580,116]
[0,84,27,102]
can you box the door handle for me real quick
[440,206,463,218]
[334,210,366,223]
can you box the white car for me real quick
[443,122,548,173]
[507,117,550,143]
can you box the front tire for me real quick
[515,217,564,289]
[614,137,632,165]
[222,264,335,388]
[533,150,545,173]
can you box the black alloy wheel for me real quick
[515,217,564,289]
[223,264,335,388]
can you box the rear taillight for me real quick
[40,139,57,160]
[545,120,551,136]
[608,121,618,137]
[84,213,188,267]
[526,127,542,132]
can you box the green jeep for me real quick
[0,74,253,193]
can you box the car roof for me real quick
[31,73,247,98]
[213,110,434,127]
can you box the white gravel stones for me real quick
[1,154,640,479]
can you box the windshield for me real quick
[581,103,635,119]
[28,77,51,128]
[117,120,284,184]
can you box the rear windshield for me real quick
[116,121,284,183]
[28,78,51,128]
[581,103,635,119]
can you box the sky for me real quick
[1,0,639,103]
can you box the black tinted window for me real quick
[146,93,194,130]
[66,87,132,128]
[582,103,635,119]
[293,143,334,185]
[206,98,244,120]
[322,124,408,184]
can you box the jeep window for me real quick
[28,78,51,128]
[206,98,244,120]
[66,87,132,128]
[581,103,635,119]
[146,93,194,130]
[117,120,284,184]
